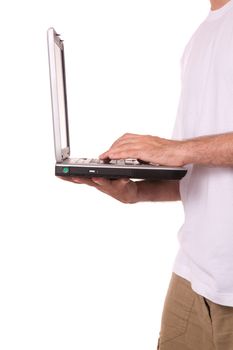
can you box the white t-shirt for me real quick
[171,0,233,306]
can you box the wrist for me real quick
[179,137,209,165]
[177,140,193,166]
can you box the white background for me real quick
[1,1,209,349]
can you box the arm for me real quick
[100,131,233,167]
[181,132,233,166]
[94,131,233,203]
[136,180,181,202]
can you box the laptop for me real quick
[47,27,187,180]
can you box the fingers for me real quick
[57,175,133,202]
[92,177,130,188]
[57,176,77,183]
[57,176,98,186]
[99,133,141,159]
[57,175,130,188]
[100,141,142,160]
[109,133,141,149]
[100,134,160,162]
[104,142,147,160]
[57,176,113,188]
[91,177,111,185]
[92,178,131,197]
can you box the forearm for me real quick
[136,180,181,202]
[181,132,233,166]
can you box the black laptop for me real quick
[47,27,187,180]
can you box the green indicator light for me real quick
[63,167,69,174]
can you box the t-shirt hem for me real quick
[172,263,233,307]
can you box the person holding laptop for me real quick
[59,0,233,348]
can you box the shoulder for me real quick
[180,22,205,65]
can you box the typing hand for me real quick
[99,133,185,167]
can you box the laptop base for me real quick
[55,164,187,180]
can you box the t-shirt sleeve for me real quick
[170,28,200,140]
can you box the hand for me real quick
[57,176,139,204]
[99,133,185,167]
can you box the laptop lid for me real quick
[47,27,70,163]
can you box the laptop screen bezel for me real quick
[47,27,70,163]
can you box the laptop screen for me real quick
[48,28,70,162]
[54,43,68,150]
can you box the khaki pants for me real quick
[157,273,233,350]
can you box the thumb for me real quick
[120,178,131,184]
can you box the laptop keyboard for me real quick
[73,158,140,165]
